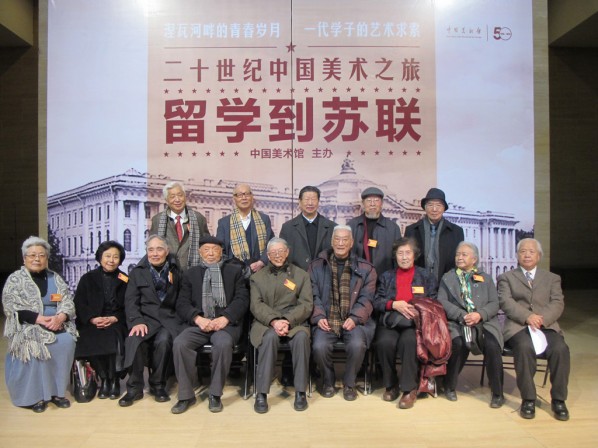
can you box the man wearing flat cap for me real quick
[405,188,464,284]
[170,235,249,414]
[347,187,402,276]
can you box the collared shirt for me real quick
[302,213,318,224]
[520,266,537,280]
[240,211,252,231]
[169,209,188,238]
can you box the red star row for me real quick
[163,86,421,94]
[162,150,422,157]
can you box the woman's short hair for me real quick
[21,236,51,258]
[456,241,480,265]
[267,237,289,251]
[392,237,421,261]
[95,240,126,264]
[162,181,185,200]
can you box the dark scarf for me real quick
[329,253,351,336]
[149,261,170,302]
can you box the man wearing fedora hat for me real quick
[405,188,464,284]
[170,235,249,414]
[347,187,402,276]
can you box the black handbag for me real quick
[71,360,98,403]
[463,323,485,356]
[382,310,415,329]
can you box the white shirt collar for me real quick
[520,266,537,279]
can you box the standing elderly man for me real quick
[308,225,376,401]
[347,187,402,276]
[405,188,464,284]
[217,183,274,275]
[170,235,249,414]
[250,238,313,414]
[498,238,571,421]
[150,181,210,271]
[119,235,186,407]
[280,185,337,271]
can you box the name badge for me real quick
[473,274,484,282]
[168,272,173,284]
[367,239,378,248]
[118,273,129,283]
[412,286,424,294]
[50,294,62,302]
[284,279,296,291]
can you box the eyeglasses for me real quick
[268,249,288,257]
[364,197,382,204]
[25,253,47,260]
[233,192,252,198]
[425,201,444,210]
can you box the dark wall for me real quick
[549,47,598,286]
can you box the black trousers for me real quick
[374,325,418,392]
[446,330,503,396]
[126,327,173,394]
[89,354,117,380]
[506,328,570,401]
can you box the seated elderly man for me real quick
[498,238,571,421]
[308,225,376,401]
[119,235,185,407]
[171,235,249,414]
[250,238,313,414]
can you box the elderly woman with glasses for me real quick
[2,236,77,413]
[437,241,504,408]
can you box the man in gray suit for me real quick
[498,238,570,421]
[280,185,336,271]
[150,181,210,271]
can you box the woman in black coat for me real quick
[74,241,128,399]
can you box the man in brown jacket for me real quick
[250,238,313,414]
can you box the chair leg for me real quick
[542,363,549,388]
[252,346,258,398]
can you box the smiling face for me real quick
[299,191,319,219]
[166,186,186,214]
[23,245,49,273]
[331,228,354,259]
[100,247,121,273]
[146,238,169,267]
[267,242,289,267]
[395,244,415,270]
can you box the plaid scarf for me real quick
[329,253,352,336]
[229,208,268,262]
[198,258,226,319]
[157,207,202,267]
[149,261,170,302]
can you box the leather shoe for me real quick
[445,390,458,402]
[520,400,535,419]
[118,391,143,407]
[208,395,223,413]
[294,391,308,411]
[171,397,197,414]
[32,400,47,413]
[254,393,268,414]
[98,379,110,399]
[382,385,400,402]
[343,385,358,401]
[320,384,335,398]
[109,378,120,400]
[50,396,71,408]
[149,386,170,403]
[551,400,570,421]
[398,390,417,409]
[490,394,505,409]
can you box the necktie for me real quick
[175,215,183,242]
[525,271,533,287]
[430,224,437,238]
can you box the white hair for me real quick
[21,236,51,257]
[456,241,479,266]
[267,237,289,251]
[516,238,543,257]
[162,181,185,200]
[332,225,353,239]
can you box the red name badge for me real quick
[284,279,296,291]
[118,273,129,283]
[168,272,173,284]
[367,239,378,248]
[50,294,62,302]
[473,274,484,282]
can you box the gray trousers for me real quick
[255,328,309,394]
[312,326,367,388]
[173,325,241,400]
